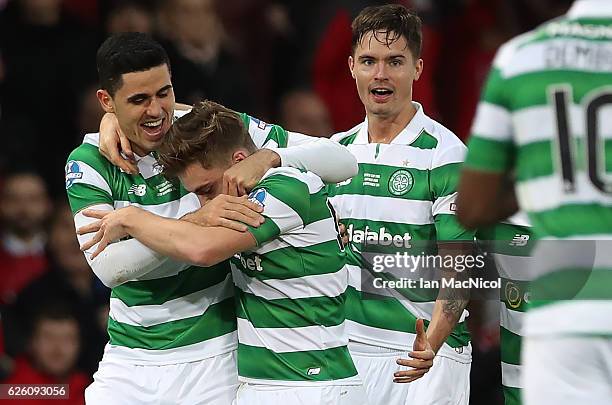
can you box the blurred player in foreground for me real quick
[457,0,612,403]
[67,33,357,404]
[78,100,366,405]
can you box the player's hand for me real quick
[222,149,280,196]
[184,195,264,232]
[99,112,138,175]
[338,222,349,247]
[77,206,139,259]
[394,319,435,383]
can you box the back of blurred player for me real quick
[458,1,612,403]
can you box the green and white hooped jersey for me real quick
[465,0,612,337]
[476,213,533,405]
[329,102,474,362]
[230,167,358,385]
[65,112,291,364]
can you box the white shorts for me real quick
[349,341,471,405]
[522,336,612,405]
[232,382,367,405]
[85,350,238,405]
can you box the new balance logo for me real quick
[128,184,147,197]
[509,234,530,247]
[307,367,321,376]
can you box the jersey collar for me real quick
[567,0,612,18]
[355,102,426,145]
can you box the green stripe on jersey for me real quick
[108,298,236,350]
[346,286,471,347]
[237,344,357,383]
[409,130,438,149]
[502,386,522,405]
[111,263,230,306]
[230,241,344,281]
[236,291,346,329]
[530,204,612,238]
[500,326,521,365]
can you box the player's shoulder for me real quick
[241,113,288,149]
[418,109,467,163]
[257,167,324,194]
[331,121,364,145]
[492,16,570,75]
[67,133,113,170]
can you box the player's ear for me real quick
[96,89,115,113]
[348,56,356,79]
[232,150,248,164]
[414,58,424,82]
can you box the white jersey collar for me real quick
[567,0,612,18]
[356,102,426,145]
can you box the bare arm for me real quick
[456,168,518,230]
[425,242,473,354]
[79,206,257,267]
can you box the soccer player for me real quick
[66,33,357,404]
[327,5,474,404]
[77,100,366,404]
[457,1,612,403]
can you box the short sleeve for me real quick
[246,174,310,246]
[65,145,114,214]
[240,113,289,149]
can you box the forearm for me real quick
[75,206,169,288]
[121,208,251,267]
[426,243,472,353]
[427,295,469,354]
[122,209,214,265]
[273,133,358,183]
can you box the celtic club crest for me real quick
[388,169,414,196]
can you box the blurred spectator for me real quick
[6,201,109,375]
[105,0,153,35]
[76,83,105,135]
[0,171,51,305]
[157,0,254,113]
[3,305,88,405]
[0,0,97,196]
[278,89,333,137]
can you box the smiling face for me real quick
[97,64,175,156]
[349,30,423,121]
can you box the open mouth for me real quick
[140,118,165,139]
[370,87,394,102]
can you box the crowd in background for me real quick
[0,0,572,403]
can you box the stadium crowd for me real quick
[0,0,574,404]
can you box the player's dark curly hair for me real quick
[158,100,256,177]
[96,32,170,96]
[351,4,422,58]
